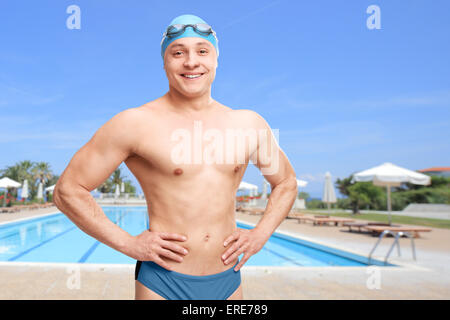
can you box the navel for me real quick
[204,234,210,242]
[173,168,183,176]
[234,166,240,173]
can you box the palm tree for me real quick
[31,162,53,201]
[102,168,128,194]
[110,168,137,194]
[97,181,112,193]
[110,168,126,186]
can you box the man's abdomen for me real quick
[148,213,238,276]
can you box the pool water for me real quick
[0,206,391,266]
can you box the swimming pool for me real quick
[0,206,392,266]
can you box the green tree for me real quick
[347,182,385,214]
[305,198,326,209]
[335,175,354,197]
[298,191,309,200]
[0,160,35,199]
[106,168,136,194]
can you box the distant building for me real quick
[417,167,450,178]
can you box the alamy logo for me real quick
[66,265,81,289]
[366,266,381,290]
[170,121,280,175]
[66,5,81,30]
[366,5,381,30]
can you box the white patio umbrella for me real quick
[294,179,308,210]
[238,181,258,205]
[352,162,431,225]
[21,179,29,201]
[45,184,55,193]
[322,172,337,214]
[37,182,43,199]
[261,178,269,200]
[115,184,120,199]
[121,182,125,193]
[238,181,258,192]
[0,177,21,206]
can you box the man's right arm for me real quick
[53,108,140,258]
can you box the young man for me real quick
[54,14,298,300]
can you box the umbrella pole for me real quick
[2,188,7,207]
[387,185,392,225]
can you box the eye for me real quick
[174,51,183,56]
[200,49,208,54]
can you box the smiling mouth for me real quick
[180,73,205,80]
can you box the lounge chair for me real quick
[247,208,265,215]
[287,211,304,219]
[362,225,432,238]
[343,222,397,233]
[238,207,250,214]
[238,207,265,215]
[296,215,355,226]
[0,207,20,213]
[11,205,28,210]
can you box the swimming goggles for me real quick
[160,23,218,45]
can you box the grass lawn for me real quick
[303,210,450,229]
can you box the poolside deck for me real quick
[0,206,449,299]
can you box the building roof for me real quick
[418,167,450,173]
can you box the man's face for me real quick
[163,37,218,97]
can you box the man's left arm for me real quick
[222,111,298,271]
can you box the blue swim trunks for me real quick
[135,259,241,300]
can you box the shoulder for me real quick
[115,107,144,120]
[96,107,150,146]
[114,99,163,126]
[103,107,145,132]
[228,108,270,129]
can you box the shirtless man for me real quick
[53,14,298,300]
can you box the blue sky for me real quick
[0,0,449,198]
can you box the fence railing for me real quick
[93,193,145,200]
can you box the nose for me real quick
[183,52,200,69]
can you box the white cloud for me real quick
[297,173,321,182]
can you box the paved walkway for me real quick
[0,206,449,299]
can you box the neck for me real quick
[165,87,214,114]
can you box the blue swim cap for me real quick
[161,14,219,60]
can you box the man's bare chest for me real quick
[128,117,256,177]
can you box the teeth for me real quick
[183,74,202,78]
